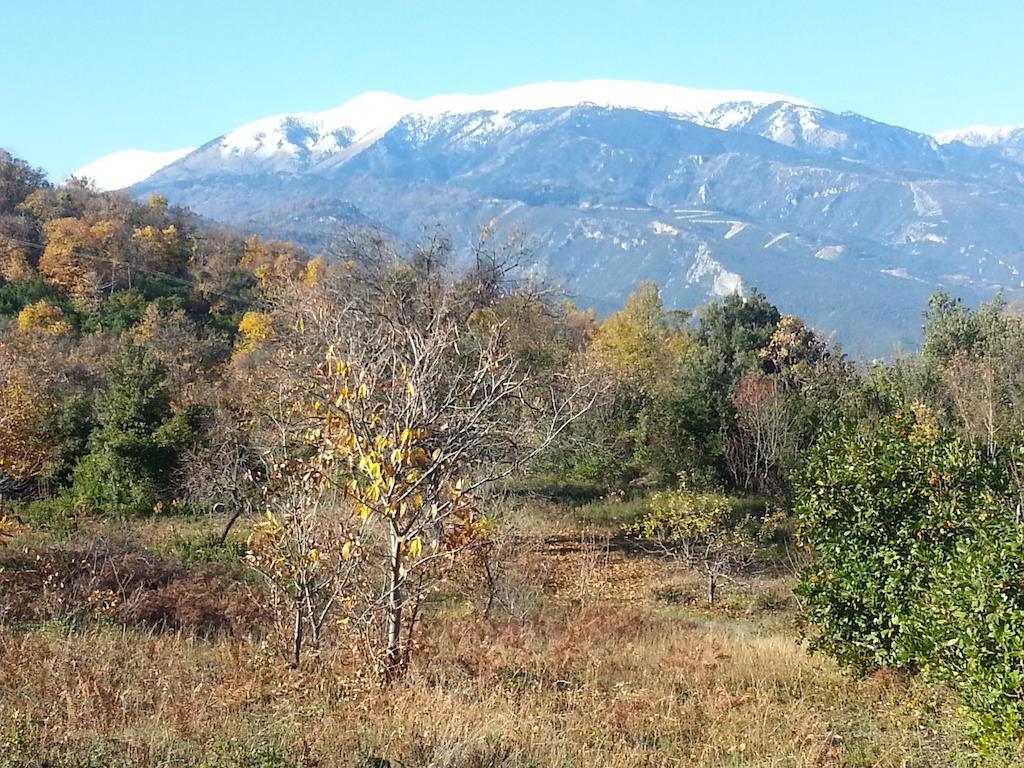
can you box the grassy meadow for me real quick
[0,495,1010,768]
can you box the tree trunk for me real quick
[383,529,404,682]
[291,602,303,668]
[218,502,244,545]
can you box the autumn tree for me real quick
[38,217,109,307]
[132,224,190,277]
[0,370,56,496]
[243,251,592,677]
[590,281,689,394]
[0,212,39,282]
[0,150,48,214]
[0,323,78,496]
[17,300,71,335]
[234,310,275,357]
[759,315,828,374]
[130,303,229,397]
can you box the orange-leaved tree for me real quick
[0,370,56,496]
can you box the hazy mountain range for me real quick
[75,81,1024,357]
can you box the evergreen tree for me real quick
[70,345,192,515]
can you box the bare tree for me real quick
[725,372,796,496]
[175,401,263,544]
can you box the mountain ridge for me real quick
[77,81,816,189]
[71,81,1024,357]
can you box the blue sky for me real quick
[4,0,1023,178]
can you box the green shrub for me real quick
[910,521,1024,747]
[70,447,163,516]
[0,274,75,321]
[504,473,607,504]
[794,405,1001,673]
[20,497,78,538]
[627,489,769,605]
[198,741,302,768]
[571,496,649,528]
[630,488,734,542]
[169,532,246,566]
[795,402,1024,747]
[82,291,148,335]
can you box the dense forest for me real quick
[2,147,1024,764]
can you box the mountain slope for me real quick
[78,81,1024,356]
[71,147,196,191]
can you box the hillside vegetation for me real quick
[2,149,1024,765]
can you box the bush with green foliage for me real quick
[796,402,1024,746]
[82,291,148,335]
[169,532,247,566]
[628,487,767,605]
[916,520,1024,747]
[197,742,300,768]
[0,275,78,323]
[69,346,194,516]
[795,403,1001,670]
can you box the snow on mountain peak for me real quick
[410,80,811,119]
[934,124,1024,147]
[70,148,196,191]
[74,81,816,186]
[220,91,416,157]
[217,80,813,158]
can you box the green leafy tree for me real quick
[910,506,1024,747]
[70,346,193,515]
[633,345,728,485]
[797,402,1024,748]
[795,403,1001,672]
[921,290,1006,364]
[698,289,780,382]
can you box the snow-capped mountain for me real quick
[934,124,1024,148]
[934,124,1024,165]
[71,147,195,191]
[74,81,1024,356]
[214,80,811,158]
[121,81,810,179]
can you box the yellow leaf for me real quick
[0,515,16,546]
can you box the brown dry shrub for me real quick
[127,569,265,637]
[0,535,265,637]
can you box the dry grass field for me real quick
[0,500,1012,768]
